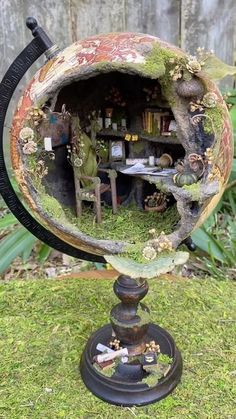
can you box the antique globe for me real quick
[0,18,233,406]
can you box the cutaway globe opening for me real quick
[36,71,184,245]
[11,33,232,259]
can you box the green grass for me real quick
[0,277,236,418]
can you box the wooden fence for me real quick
[0,0,235,105]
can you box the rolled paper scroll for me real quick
[96,347,128,363]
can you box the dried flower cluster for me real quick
[22,140,38,155]
[109,339,122,350]
[142,245,157,261]
[204,148,214,164]
[26,106,46,126]
[207,165,222,182]
[19,127,34,142]
[190,92,218,113]
[35,160,48,178]
[195,47,214,65]
[153,231,173,253]
[20,127,38,155]
[169,62,183,81]
[145,340,160,353]
[186,56,202,74]
[67,136,86,167]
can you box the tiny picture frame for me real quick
[109,140,125,162]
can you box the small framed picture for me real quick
[109,140,125,161]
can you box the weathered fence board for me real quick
[181,0,236,88]
[0,0,235,91]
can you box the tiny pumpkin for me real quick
[173,172,198,187]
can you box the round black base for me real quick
[80,323,182,406]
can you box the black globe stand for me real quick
[80,275,182,406]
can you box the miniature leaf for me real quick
[202,55,236,81]
[105,251,189,279]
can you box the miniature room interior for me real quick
[38,71,185,231]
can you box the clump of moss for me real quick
[183,182,201,201]
[40,194,71,227]
[204,105,224,135]
[138,43,177,79]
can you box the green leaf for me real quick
[0,228,36,273]
[105,251,189,279]
[202,55,236,81]
[0,213,18,229]
[38,243,52,263]
[21,236,37,263]
[192,228,224,262]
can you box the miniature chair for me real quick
[74,168,118,223]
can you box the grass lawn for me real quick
[0,276,236,418]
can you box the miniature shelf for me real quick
[98,129,181,145]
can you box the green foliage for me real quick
[0,277,236,417]
[0,198,52,274]
[192,91,236,279]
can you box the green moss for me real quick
[40,194,70,226]
[204,105,224,135]
[1,278,236,417]
[94,43,178,81]
[137,43,177,79]
[93,358,120,378]
[158,354,173,365]
[74,204,179,244]
[183,182,201,201]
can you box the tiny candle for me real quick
[149,156,155,166]
[44,137,52,151]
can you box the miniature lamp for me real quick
[0,18,233,406]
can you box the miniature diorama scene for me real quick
[20,72,184,242]
[15,45,227,268]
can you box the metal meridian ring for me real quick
[0,36,104,263]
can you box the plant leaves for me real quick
[0,227,36,273]
[202,55,236,81]
[192,227,224,262]
[0,213,17,229]
[105,251,189,279]
[38,243,52,263]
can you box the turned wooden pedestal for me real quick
[80,274,182,406]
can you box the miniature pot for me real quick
[159,153,173,168]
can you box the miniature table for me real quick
[110,163,176,208]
